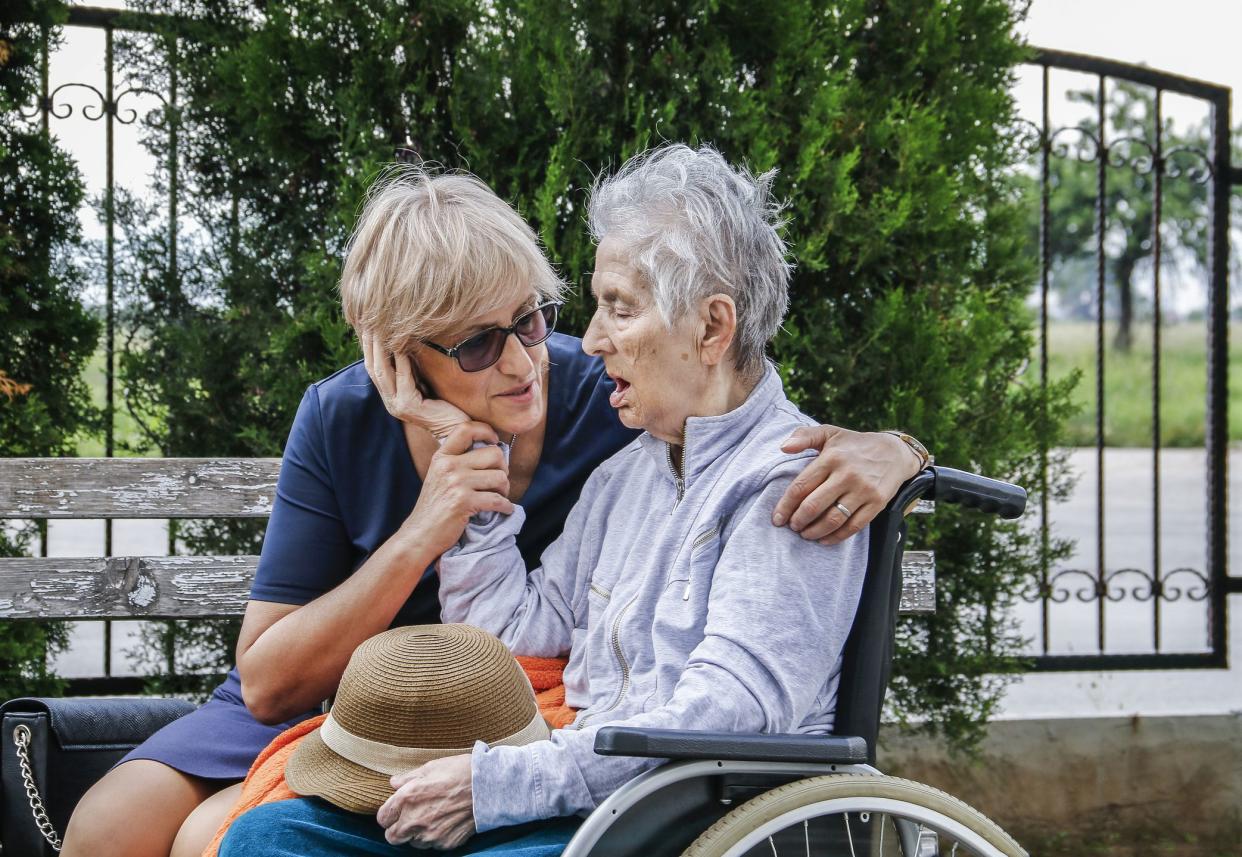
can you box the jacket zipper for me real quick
[580,427,686,728]
[589,582,611,600]
[683,523,720,601]
[574,592,636,729]
[665,426,688,503]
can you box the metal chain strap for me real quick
[12,725,63,852]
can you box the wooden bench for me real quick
[0,458,935,628]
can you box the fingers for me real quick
[472,490,515,516]
[458,444,507,472]
[457,467,509,496]
[779,424,840,454]
[438,422,501,455]
[366,332,396,400]
[390,768,419,789]
[392,351,423,405]
[820,498,882,545]
[804,490,876,542]
[377,779,413,830]
[772,452,836,527]
[779,462,882,543]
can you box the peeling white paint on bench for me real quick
[898,550,935,615]
[0,556,259,618]
[0,458,932,521]
[0,459,281,518]
[1,551,934,619]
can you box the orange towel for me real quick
[202,656,572,857]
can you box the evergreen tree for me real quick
[106,0,1072,748]
[0,0,99,698]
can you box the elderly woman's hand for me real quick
[377,754,476,850]
[771,426,925,544]
[363,331,470,439]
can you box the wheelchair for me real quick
[0,466,1027,857]
[556,465,1029,857]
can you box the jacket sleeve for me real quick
[469,466,870,831]
[437,466,610,658]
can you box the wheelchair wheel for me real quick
[681,774,1027,857]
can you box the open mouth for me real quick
[608,375,631,408]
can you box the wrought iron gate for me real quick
[1023,49,1240,670]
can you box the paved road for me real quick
[43,448,1242,717]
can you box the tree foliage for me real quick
[0,0,99,699]
[100,0,1075,748]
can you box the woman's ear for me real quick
[698,293,737,367]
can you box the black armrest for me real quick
[593,726,869,765]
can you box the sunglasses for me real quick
[422,301,560,372]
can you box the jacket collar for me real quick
[638,363,784,492]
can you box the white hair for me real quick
[340,164,566,353]
[587,143,792,378]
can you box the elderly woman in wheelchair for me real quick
[220,144,1028,857]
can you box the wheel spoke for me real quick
[844,812,858,857]
[803,819,809,857]
[768,835,778,857]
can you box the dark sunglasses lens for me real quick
[515,303,556,345]
[458,329,507,372]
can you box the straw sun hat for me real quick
[285,624,550,813]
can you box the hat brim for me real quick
[285,727,402,814]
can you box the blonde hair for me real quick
[340,164,566,353]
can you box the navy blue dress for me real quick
[122,334,638,780]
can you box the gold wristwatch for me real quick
[883,430,933,469]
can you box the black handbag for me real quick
[1,696,195,856]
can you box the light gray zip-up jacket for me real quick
[439,366,869,831]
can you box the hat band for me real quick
[318,710,550,776]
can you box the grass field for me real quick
[76,348,158,457]
[1043,321,1242,448]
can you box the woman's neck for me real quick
[657,364,760,448]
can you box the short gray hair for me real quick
[341,164,566,353]
[587,143,791,377]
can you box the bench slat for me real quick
[0,552,936,619]
[0,458,935,521]
[0,458,281,518]
[0,556,257,619]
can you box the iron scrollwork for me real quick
[19,82,171,127]
[1006,117,1044,157]
[1104,135,1156,174]
[1023,567,1210,604]
[1163,146,1214,184]
[1047,125,1102,163]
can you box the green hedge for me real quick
[0,0,100,699]
[47,0,1073,749]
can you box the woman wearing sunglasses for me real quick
[61,165,928,857]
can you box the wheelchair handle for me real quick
[931,466,1026,519]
